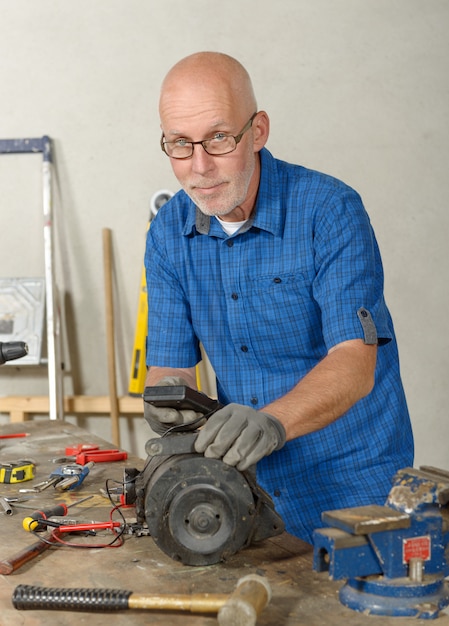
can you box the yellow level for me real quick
[127,265,202,396]
[128,265,148,397]
[128,191,202,397]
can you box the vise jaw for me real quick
[313,466,449,619]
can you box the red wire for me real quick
[44,503,131,549]
[48,526,124,549]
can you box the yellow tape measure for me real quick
[0,461,35,483]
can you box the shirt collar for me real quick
[183,148,284,238]
[251,148,284,237]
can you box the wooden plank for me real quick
[0,395,142,422]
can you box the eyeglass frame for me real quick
[160,112,258,159]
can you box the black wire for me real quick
[161,408,216,437]
[30,531,59,546]
[28,480,130,549]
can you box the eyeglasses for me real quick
[160,112,257,160]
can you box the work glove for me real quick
[143,376,204,435]
[194,403,286,471]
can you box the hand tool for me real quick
[0,432,29,439]
[19,461,94,493]
[0,340,28,364]
[0,496,13,515]
[50,520,122,533]
[65,443,99,454]
[0,460,35,483]
[144,384,223,414]
[313,465,449,619]
[217,575,272,626]
[19,474,61,493]
[12,574,271,626]
[22,495,94,531]
[99,486,128,506]
[0,496,34,514]
[52,461,95,491]
[0,530,61,575]
[52,448,127,465]
[128,190,174,398]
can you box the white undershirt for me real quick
[215,216,248,236]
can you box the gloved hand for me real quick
[194,403,286,471]
[143,376,204,435]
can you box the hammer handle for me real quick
[13,575,272,624]
[12,585,229,613]
[0,533,59,575]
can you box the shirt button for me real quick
[231,293,239,300]
[240,345,248,352]
[273,277,282,283]
[226,240,234,247]
[274,489,281,497]
[250,397,258,405]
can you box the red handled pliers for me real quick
[52,444,127,465]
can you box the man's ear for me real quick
[252,111,270,152]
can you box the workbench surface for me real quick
[1,420,448,626]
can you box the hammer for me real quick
[12,574,271,625]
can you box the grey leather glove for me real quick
[143,376,203,435]
[194,403,286,471]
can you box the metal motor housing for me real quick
[130,433,284,566]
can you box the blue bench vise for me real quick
[313,466,449,619]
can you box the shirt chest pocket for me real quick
[244,272,321,347]
[248,272,307,294]
[247,272,316,318]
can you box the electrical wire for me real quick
[28,481,132,549]
[161,408,217,436]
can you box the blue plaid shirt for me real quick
[145,148,414,543]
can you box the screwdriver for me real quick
[22,496,93,532]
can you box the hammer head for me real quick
[217,574,272,626]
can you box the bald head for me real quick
[158,52,269,221]
[159,52,257,123]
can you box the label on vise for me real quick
[403,535,431,563]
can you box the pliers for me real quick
[52,444,127,465]
[19,462,95,493]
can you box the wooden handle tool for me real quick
[12,574,272,625]
[0,532,60,575]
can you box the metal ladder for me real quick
[0,137,64,420]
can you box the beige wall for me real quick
[0,0,448,465]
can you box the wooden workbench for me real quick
[1,420,448,626]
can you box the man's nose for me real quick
[190,144,216,174]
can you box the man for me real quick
[143,51,414,543]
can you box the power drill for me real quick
[0,342,28,365]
